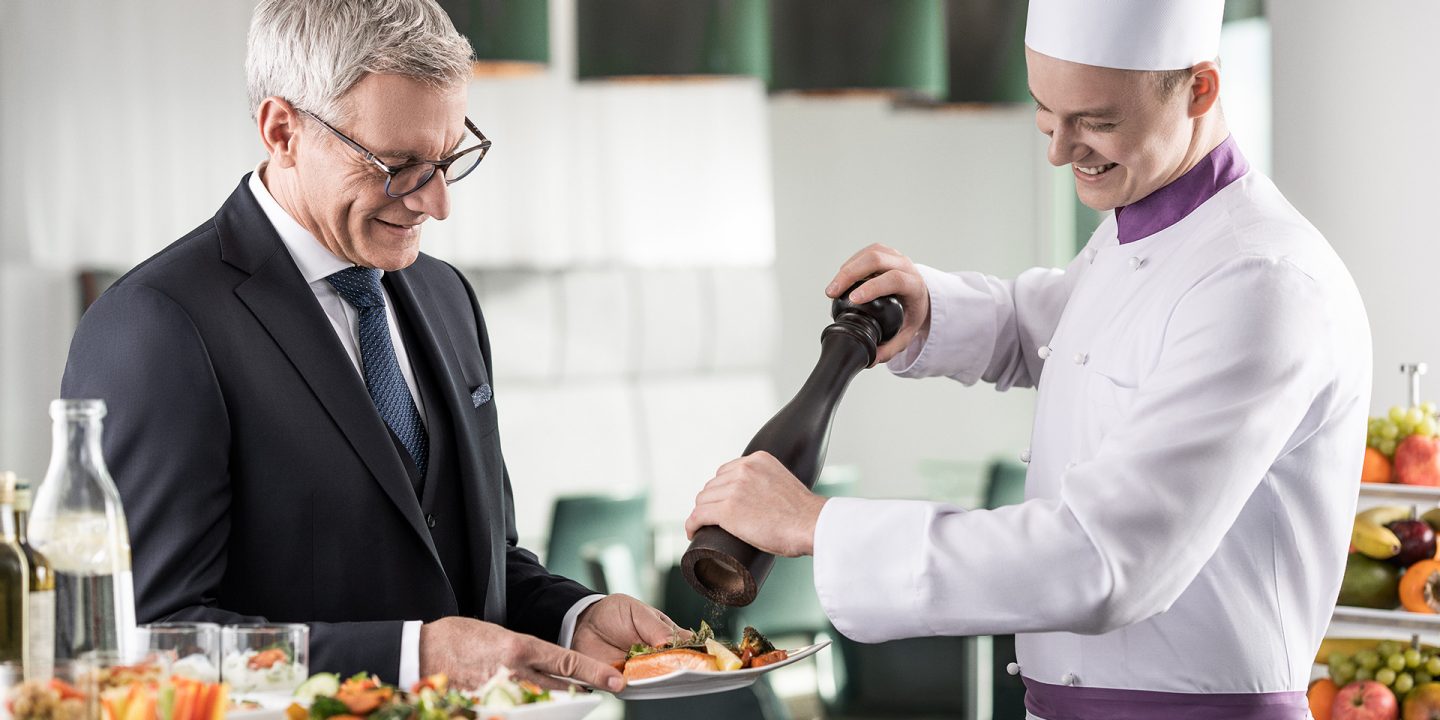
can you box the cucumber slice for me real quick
[293,673,341,703]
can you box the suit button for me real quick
[1038,345,1052,360]
[1006,662,1021,676]
[426,514,437,529]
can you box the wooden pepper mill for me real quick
[681,282,903,606]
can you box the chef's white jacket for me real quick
[812,168,1372,695]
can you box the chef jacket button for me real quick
[1020,449,1031,464]
[1006,662,1021,676]
[1128,256,1144,270]
[1073,352,1088,365]
[1062,672,1080,686]
[1038,345,1052,360]
[426,513,437,529]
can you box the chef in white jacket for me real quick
[685,0,1372,717]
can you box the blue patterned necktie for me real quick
[326,266,428,479]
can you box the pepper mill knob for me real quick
[828,280,905,366]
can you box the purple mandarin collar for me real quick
[1114,135,1249,245]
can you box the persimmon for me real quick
[1400,559,1440,613]
[1363,447,1394,483]
[1307,678,1338,720]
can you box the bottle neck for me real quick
[0,502,16,543]
[13,508,27,543]
[49,416,107,483]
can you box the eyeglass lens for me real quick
[387,145,487,197]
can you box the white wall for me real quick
[769,97,1051,501]
[1269,1,1440,412]
[0,0,1054,525]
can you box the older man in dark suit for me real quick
[61,0,673,692]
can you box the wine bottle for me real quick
[681,283,903,606]
[13,477,55,680]
[29,400,137,661]
[0,472,30,670]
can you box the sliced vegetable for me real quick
[309,694,352,720]
[705,639,743,672]
[295,673,341,704]
[750,650,789,669]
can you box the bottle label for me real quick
[28,589,53,681]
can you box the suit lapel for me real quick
[215,178,444,571]
[386,267,498,601]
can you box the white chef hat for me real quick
[1025,0,1225,71]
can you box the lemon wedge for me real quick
[705,639,743,672]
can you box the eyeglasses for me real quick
[297,108,492,199]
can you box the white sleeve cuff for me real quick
[559,594,608,648]
[885,265,995,384]
[813,497,954,643]
[399,620,422,689]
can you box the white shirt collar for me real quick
[247,162,374,284]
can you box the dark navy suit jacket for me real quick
[61,175,591,679]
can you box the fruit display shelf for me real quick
[1329,606,1440,644]
[1323,484,1440,653]
[1357,482,1440,512]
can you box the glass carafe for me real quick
[29,400,136,661]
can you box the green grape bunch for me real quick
[1329,644,1440,691]
[1368,401,1440,458]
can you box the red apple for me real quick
[1396,435,1440,486]
[1388,519,1439,567]
[1334,680,1398,720]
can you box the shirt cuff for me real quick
[559,594,608,649]
[399,620,422,689]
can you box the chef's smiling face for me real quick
[1027,47,1218,212]
[292,73,468,271]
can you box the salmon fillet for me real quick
[623,649,717,680]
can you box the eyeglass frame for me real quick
[296,107,492,199]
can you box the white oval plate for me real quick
[229,693,602,720]
[598,641,830,701]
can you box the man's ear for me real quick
[257,96,303,169]
[1187,61,1221,118]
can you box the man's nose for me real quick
[404,170,451,221]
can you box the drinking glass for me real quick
[220,624,308,705]
[132,623,220,683]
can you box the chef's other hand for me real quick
[420,616,624,693]
[825,243,931,364]
[572,594,681,667]
[685,451,827,558]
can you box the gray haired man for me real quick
[62,0,674,691]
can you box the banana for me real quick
[1353,519,1403,560]
[1357,505,1415,527]
[1316,637,1440,664]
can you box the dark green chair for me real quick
[818,630,980,719]
[984,457,1027,510]
[984,458,1028,720]
[544,493,651,601]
